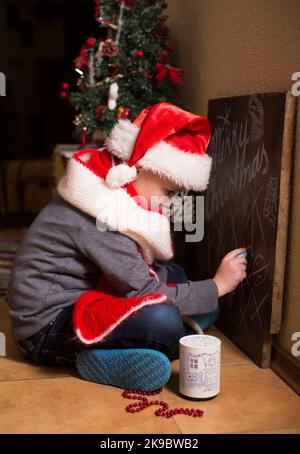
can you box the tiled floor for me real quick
[0,295,300,434]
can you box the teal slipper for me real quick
[76,348,172,391]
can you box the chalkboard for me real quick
[194,92,295,367]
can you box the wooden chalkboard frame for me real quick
[270,92,296,335]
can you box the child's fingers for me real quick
[234,257,248,265]
[233,263,247,272]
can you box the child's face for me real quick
[131,169,185,211]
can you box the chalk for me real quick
[236,251,247,258]
[236,245,254,259]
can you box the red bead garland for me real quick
[122,388,204,419]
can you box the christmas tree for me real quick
[65,0,184,143]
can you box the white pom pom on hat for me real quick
[105,163,137,189]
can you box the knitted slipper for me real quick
[76,348,172,391]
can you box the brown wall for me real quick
[166,0,300,360]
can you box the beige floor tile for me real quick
[0,297,70,381]
[0,356,71,382]
[162,360,300,434]
[0,377,180,434]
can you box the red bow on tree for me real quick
[155,51,184,85]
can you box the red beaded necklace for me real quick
[122,388,204,418]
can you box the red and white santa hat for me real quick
[104,101,212,192]
[57,102,212,265]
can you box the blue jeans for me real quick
[16,263,214,366]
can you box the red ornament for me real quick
[86,37,96,47]
[61,82,69,91]
[59,91,69,99]
[136,49,144,58]
[122,388,204,419]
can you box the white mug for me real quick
[179,334,221,399]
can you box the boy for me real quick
[8,102,247,391]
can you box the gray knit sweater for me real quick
[7,195,219,340]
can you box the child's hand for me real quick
[212,248,248,297]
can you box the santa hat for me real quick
[105,101,212,192]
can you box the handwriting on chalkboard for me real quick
[206,103,270,221]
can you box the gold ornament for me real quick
[116,106,131,120]
[74,115,82,126]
